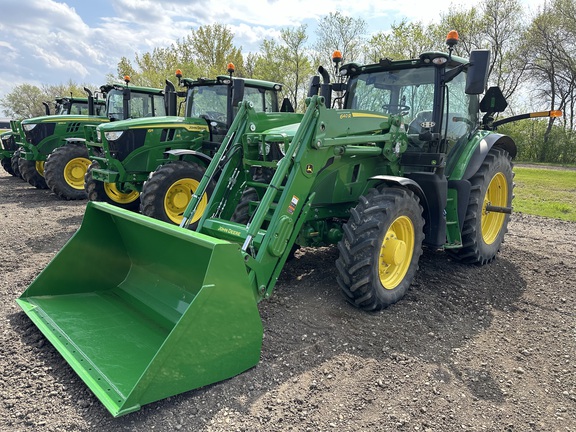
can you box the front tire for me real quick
[336,187,425,311]
[1,157,15,176]
[448,147,513,265]
[140,160,214,227]
[84,161,141,210]
[44,144,90,200]
[18,157,48,189]
[11,149,23,179]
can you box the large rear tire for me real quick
[448,147,513,265]
[336,187,425,311]
[18,157,48,189]
[44,144,90,200]
[84,161,141,211]
[140,160,214,227]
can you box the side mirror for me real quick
[465,50,490,95]
[307,75,321,97]
[231,79,245,108]
[479,86,508,113]
[164,79,178,116]
[84,87,95,116]
[280,98,294,113]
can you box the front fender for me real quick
[165,149,212,166]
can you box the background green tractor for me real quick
[85,66,289,223]
[17,80,174,199]
[14,91,106,190]
[0,117,17,176]
[2,96,95,179]
[17,32,561,416]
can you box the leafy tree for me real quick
[314,12,367,78]
[0,81,92,119]
[521,0,575,155]
[254,25,314,111]
[437,0,527,100]
[187,24,244,77]
[113,24,244,89]
[366,20,439,62]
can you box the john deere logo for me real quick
[306,164,313,173]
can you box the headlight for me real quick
[104,130,124,141]
[96,128,102,142]
[22,123,37,131]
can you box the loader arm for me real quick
[190,96,396,301]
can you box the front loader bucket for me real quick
[16,202,262,417]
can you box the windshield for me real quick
[347,66,478,150]
[106,89,166,121]
[347,68,436,117]
[186,84,277,124]
[186,85,229,124]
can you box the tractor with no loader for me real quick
[17,32,560,416]
[17,80,172,199]
[84,65,288,223]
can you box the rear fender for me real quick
[451,132,516,181]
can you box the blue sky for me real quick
[0,0,545,106]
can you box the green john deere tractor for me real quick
[17,80,173,199]
[84,67,288,221]
[17,32,560,416]
[1,97,97,178]
[1,129,18,177]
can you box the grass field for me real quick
[513,166,576,221]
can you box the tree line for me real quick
[2,0,575,164]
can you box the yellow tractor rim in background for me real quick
[378,215,415,289]
[164,178,207,225]
[104,182,140,204]
[481,172,508,245]
[64,157,91,190]
[35,161,45,177]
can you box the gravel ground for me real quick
[0,168,575,431]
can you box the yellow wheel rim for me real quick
[481,172,508,245]
[164,178,207,225]
[103,183,140,204]
[378,215,415,289]
[35,161,45,177]
[64,157,91,189]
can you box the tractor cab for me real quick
[180,66,283,143]
[101,77,168,122]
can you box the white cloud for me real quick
[0,0,548,102]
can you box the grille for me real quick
[66,122,83,133]
[1,135,16,151]
[107,129,148,162]
[24,123,56,146]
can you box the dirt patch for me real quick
[0,169,574,431]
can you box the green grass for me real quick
[513,166,576,221]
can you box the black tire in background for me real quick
[1,157,15,176]
[10,149,24,180]
[18,157,48,189]
[44,144,90,200]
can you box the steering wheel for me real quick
[205,111,227,123]
[382,104,411,114]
